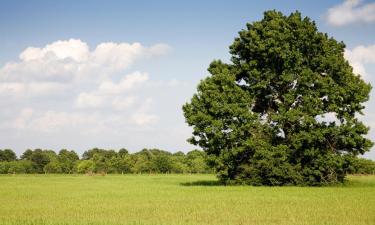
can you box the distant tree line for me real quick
[347,157,375,175]
[0,148,373,175]
[0,148,213,174]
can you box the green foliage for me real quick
[82,148,117,160]
[43,160,63,174]
[183,11,373,186]
[20,149,33,160]
[0,162,10,173]
[349,157,375,174]
[186,150,212,173]
[58,149,79,173]
[0,149,17,162]
[118,148,129,157]
[0,160,34,174]
[131,149,173,173]
[75,160,95,174]
[0,148,212,175]
[8,160,34,174]
[171,151,189,173]
[110,154,132,174]
[29,149,57,173]
[153,154,173,173]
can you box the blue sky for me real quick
[1,0,375,158]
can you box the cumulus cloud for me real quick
[0,82,66,98]
[0,39,173,133]
[132,113,159,126]
[20,39,90,62]
[112,96,136,110]
[0,39,169,84]
[28,111,99,132]
[326,0,375,26]
[76,92,106,108]
[345,44,375,79]
[75,71,148,109]
[131,98,159,126]
[98,71,149,95]
[92,42,170,70]
[13,108,34,129]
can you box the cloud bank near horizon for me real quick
[0,39,194,153]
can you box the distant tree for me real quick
[186,150,209,173]
[172,161,189,173]
[0,162,10,174]
[58,149,79,173]
[92,153,109,173]
[75,160,95,174]
[8,160,34,174]
[82,148,117,160]
[0,160,34,174]
[43,160,63,174]
[153,154,173,173]
[111,154,132,174]
[183,11,373,185]
[131,151,154,173]
[21,149,33,160]
[44,150,59,160]
[30,149,56,173]
[173,151,185,157]
[0,149,17,162]
[171,151,189,173]
[351,157,375,174]
[118,148,129,157]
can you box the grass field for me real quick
[0,174,374,225]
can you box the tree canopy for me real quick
[183,10,373,186]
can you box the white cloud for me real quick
[112,96,135,110]
[344,44,375,160]
[345,44,375,79]
[0,39,170,83]
[345,45,375,64]
[136,98,153,112]
[148,43,172,56]
[76,92,106,108]
[92,42,170,71]
[13,108,34,129]
[19,39,90,62]
[0,82,66,97]
[10,105,158,132]
[130,98,158,125]
[131,113,158,126]
[98,71,149,94]
[75,71,148,109]
[28,111,99,132]
[326,0,375,26]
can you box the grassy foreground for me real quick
[0,174,374,225]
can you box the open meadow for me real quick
[0,174,374,225]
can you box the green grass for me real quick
[0,174,374,225]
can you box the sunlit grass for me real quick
[0,174,374,225]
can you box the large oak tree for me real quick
[183,11,373,185]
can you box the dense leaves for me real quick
[347,157,375,175]
[183,11,373,185]
[0,149,17,162]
